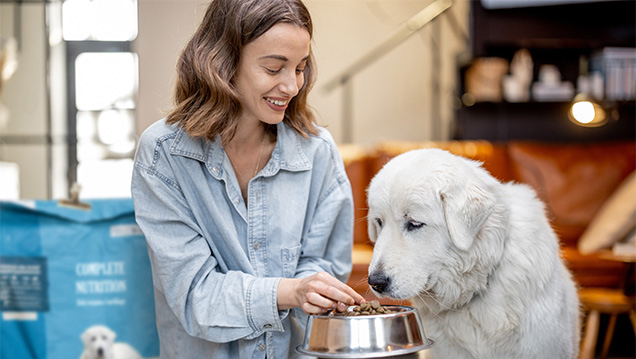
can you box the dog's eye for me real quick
[405,220,425,231]
[375,218,383,228]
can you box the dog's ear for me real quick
[367,215,378,243]
[366,185,379,244]
[106,326,117,341]
[440,174,495,251]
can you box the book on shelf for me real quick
[590,47,636,101]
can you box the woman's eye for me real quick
[375,218,383,229]
[296,67,305,73]
[264,67,281,74]
[405,220,425,232]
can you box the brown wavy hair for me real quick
[166,0,318,144]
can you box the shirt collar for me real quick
[169,122,312,178]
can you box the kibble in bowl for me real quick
[331,300,396,316]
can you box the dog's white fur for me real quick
[80,325,143,359]
[367,149,580,359]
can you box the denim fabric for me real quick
[131,119,354,359]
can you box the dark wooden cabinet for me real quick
[455,0,636,142]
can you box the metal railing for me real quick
[321,0,454,143]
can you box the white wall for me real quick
[0,3,50,199]
[134,0,207,139]
[135,0,470,148]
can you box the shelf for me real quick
[471,1,636,57]
[456,1,635,143]
[455,101,636,142]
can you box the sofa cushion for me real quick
[339,144,372,245]
[578,170,636,254]
[508,141,636,247]
[372,140,514,182]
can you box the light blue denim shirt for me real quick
[131,119,354,359]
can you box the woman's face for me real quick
[234,23,311,127]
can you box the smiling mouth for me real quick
[265,97,288,106]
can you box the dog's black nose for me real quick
[97,348,104,357]
[368,272,390,293]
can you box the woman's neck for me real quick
[223,121,275,204]
[226,121,267,150]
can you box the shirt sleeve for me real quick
[294,138,355,283]
[131,134,284,343]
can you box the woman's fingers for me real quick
[298,272,365,314]
[336,302,348,312]
[302,301,330,315]
[313,272,365,305]
[321,283,357,306]
[305,291,336,310]
[338,282,366,304]
[275,272,367,314]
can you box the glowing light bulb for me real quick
[568,97,607,128]
[571,101,595,124]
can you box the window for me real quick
[62,0,137,41]
[62,0,138,198]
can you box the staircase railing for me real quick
[321,0,454,143]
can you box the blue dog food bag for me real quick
[0,199,159,359]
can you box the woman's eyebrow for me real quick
[259,55,310,63]
[259,54,287,61]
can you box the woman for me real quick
[131,0,365,358]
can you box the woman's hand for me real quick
[277,272,366,314]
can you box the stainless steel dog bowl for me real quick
[296,305,433,358]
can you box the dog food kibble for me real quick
[333,300,395,316]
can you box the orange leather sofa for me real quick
[340,140,636,301]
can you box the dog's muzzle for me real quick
[368,272,391,294]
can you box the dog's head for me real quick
[366,149,502,309]
[81,325,116,359]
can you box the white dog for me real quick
[366,149,580,359]
[80,325,143,359]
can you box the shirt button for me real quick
[234,198,240,204]
[259,344,266,351]
[212,166,219,172]
[263,324,272,329]
[252,242,260,250]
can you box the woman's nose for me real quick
[279,71,301,97]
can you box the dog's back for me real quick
[417,181,581,358]
[499,181,581,356]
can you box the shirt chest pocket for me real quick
[281,245,302,278]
